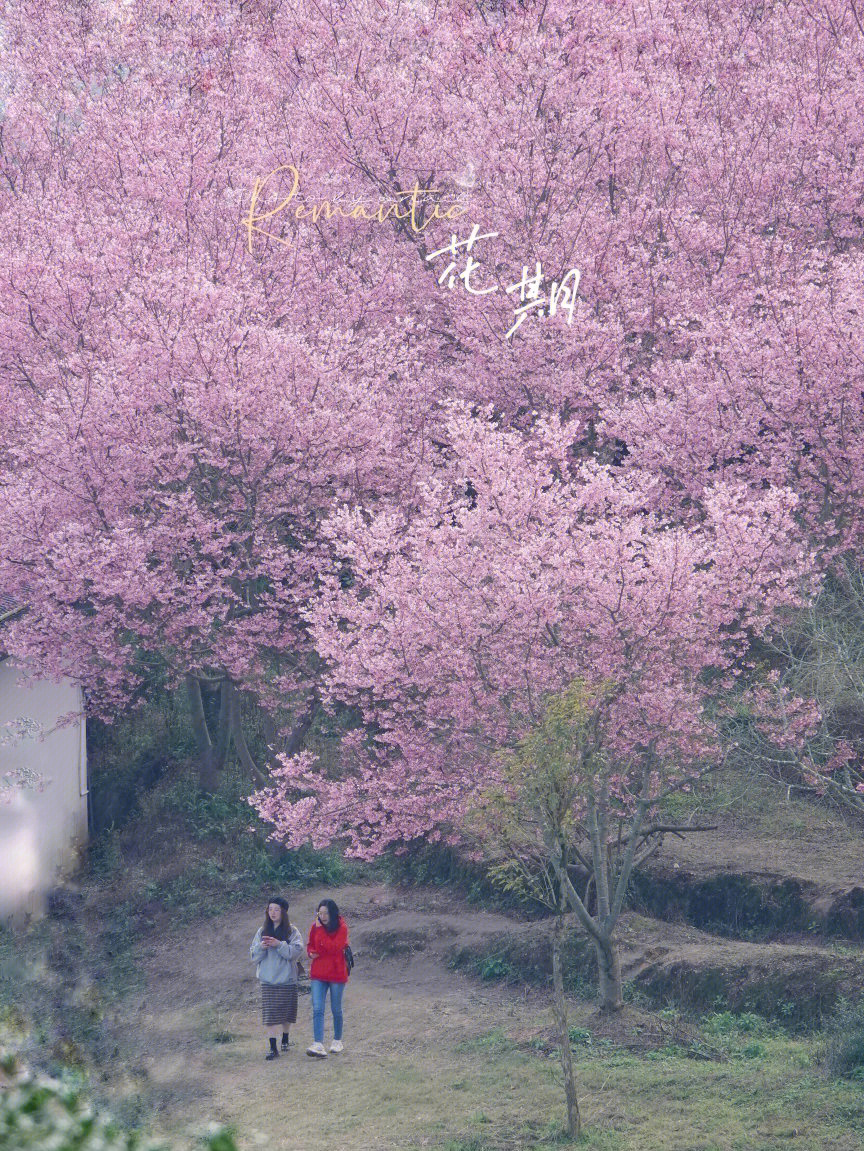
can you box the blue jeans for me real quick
[311,979,344,1043]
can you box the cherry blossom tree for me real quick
[603,252,864,558]
[263,0,864,424]
[0,0,449,785]
[251,406,811,1006]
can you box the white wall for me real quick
[0,660,88,919]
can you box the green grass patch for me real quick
[822,998,864,1081]
[411,1008,864,1150]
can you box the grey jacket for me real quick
[250,924,304,986]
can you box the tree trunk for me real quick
[185,673,229,793]
[283,698,317,758]
[594,932,623,1012]
[228,685,268,786]
[549,851,624,1014]
[551,914,581,1140]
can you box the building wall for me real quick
[0,660,88,919]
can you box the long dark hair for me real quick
[317,898,341,935]
[262,896,292,940]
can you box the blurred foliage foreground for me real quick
[0,1052,237,1151]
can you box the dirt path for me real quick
[113,885,563,1151]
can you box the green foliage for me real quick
[702,1011,769,1037]
[630,961,841,1031]
[823,998,864,1081]
[0,927,25,1027]
[102,768,357,914]
[479,955,518,982]
[199,1130,239,1151]
[645,1041,718,1062]
[645,1010,779,1064]
[455,1028,517,1056]
[87,695,197,835]
[621,980,653,1008]
[97,904,145,999]
[85,693,359,926]
[0,1054,237,1150]
[468,678,619,915]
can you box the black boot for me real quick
[281,1032,290,1052]
[266,1037,279,1060]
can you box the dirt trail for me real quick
[114,885,561,1151]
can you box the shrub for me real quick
[703,1011,768,1037]
[479,955,517,982]
[381,840,544,914]
[99,769,357,911]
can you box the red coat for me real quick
[307,918,350,983]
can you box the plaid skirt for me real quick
[261,982,298,1026]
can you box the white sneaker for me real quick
[329,1040,343,1053]
[306,1042,328,1058]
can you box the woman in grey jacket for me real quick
[250,896,304,1060]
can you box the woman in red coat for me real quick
[306,898,350,1058]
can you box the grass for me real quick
[124,976,861,1151]
[400,1010,864,1151]
[8,890,864,1151]
[655,765,857,844]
